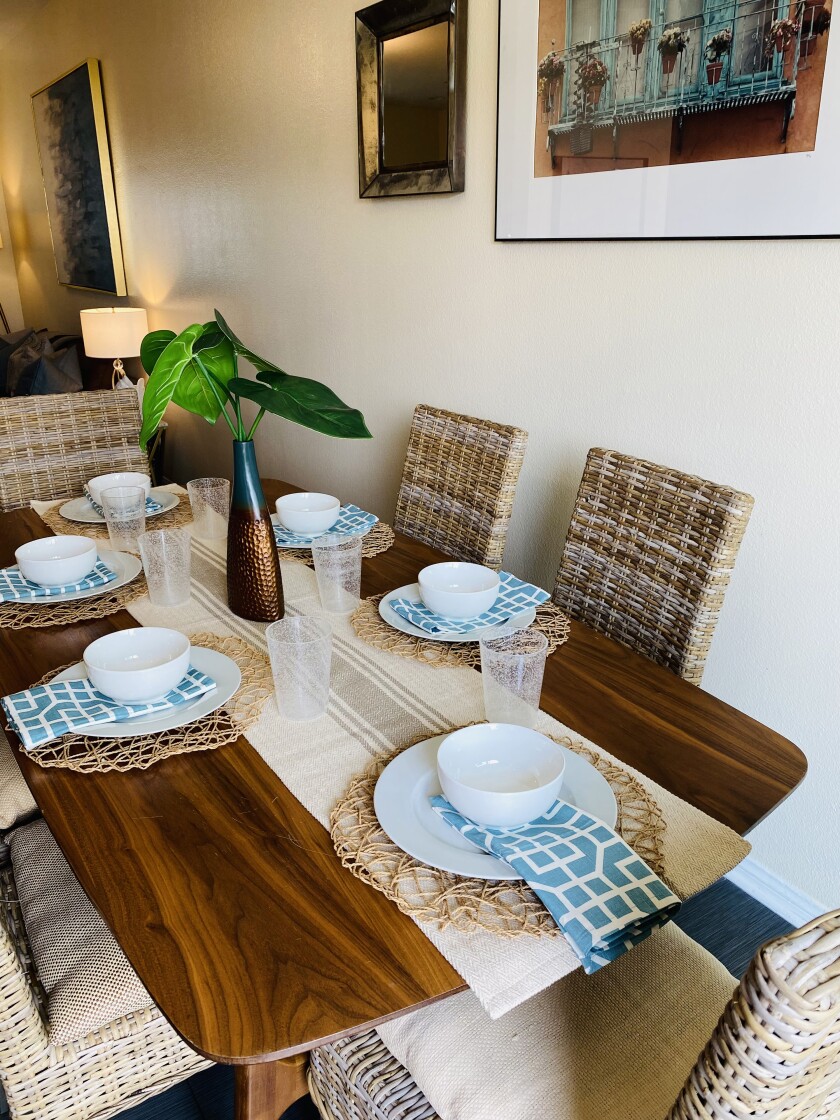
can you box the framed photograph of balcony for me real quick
[496,0,839,238]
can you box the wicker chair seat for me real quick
[310,910,840,1120]
[0,731,37,831]
[0,818,208,1120]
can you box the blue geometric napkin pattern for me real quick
[84,487,163,518]
[1,668,217,750]
[430,796,681,974]
[389,572,550,635]
[0,560,117,602]
[272,504,377,546]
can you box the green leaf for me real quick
[140,330,176,375]
[229,373,372,439]
[172,323,236,423]
[140,323,219,446]
[214,309,288,376]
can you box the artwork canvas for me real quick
[496,0,840,238]
[31,59,126,294]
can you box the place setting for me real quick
[271,491,395,565]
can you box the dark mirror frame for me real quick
[356,0,467,198]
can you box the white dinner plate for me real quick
[59,488,179,524]
[378,583,537,644]
[374,734,618,881]
[269,512,374,548]
[51,647,241,738]
[13,549,142,604]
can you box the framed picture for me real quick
[31,59,127,294]
[496,0,838,239]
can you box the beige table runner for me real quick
[75,530,746,1020]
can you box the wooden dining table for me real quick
[0,478,807,1120]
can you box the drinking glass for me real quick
[479,626,549,728]
[138,527,192,606]
[311,533,362,614]
[101,486,146,553]
[187,477,230,540]
[266,617,332,721]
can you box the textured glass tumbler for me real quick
[266,617,332,721]
[138,527,192,607]
[102,486,146,554]
[311,533,362,614]
[187,477,230,541]
[480,627,549,728]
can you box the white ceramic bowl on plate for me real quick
[87,471,151,505]
[15,536,98,587]
[275,492,340,535]
[418,562,500,619]
[84,628,190,703]
[436,723,566,828]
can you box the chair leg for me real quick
[235,1054,309,1120]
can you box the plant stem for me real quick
[193,354,239,439]
[247,408,266,441]
[234,394,244,441]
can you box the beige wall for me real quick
[0,182,23,332]
[0,0,837,907]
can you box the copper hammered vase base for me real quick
[227,516,284,622]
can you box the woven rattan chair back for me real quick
[393,404,528,569]
[0,389,149,512]
[552,448,754,685]
[671,909,840,1120]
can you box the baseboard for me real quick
[726,858,826,928]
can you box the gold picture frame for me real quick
[31,59,127,295]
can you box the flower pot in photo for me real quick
[631,39,645,56]
[774,31,786,52]
[587,83,604,105]
[661,52,677,74]
[706,60,724,83]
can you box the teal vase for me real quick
[227,441,284,622]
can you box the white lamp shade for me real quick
[80,307,148,359]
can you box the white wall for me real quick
[0,0,837,905]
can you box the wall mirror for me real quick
[356,0,467,197]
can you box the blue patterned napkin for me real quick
[431,796,681,973]
[389,572,550,635]
[0,560,117,602]
[2,668,217,750]
[272,504,377,546]
[84,487,163,517]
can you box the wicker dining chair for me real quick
[393,404,528,569]
[0,389,149,512]
[553,448,754,685]
[0,818,209,1120]
[308,911,840,1120]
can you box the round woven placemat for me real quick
[278,521,395,567]
[39,497,194,542]
[331,728,666,938]
[27,632,272,773]
[0,574,148,631]
[350,596,571,668]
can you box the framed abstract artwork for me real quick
[31,59,127,294]
[496,0,839,239]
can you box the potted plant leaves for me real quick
[538,50,565,93]
[628,18,652,56]
[658,27,688,74]
[139,312,371,622]
[705,28,732,84]
[801,6,830,57]
[767,17,799,55]
[579,57,610,106]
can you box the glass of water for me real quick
[187,477,230,541]
[311,533,362,614]
[479,626,549,728]
[266,617,333,721]
[138,527,192,606]
[101,486,146,553]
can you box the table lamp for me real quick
[80,307,148,388]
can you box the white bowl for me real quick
[436,723,566,828]
[275,492,340,535]
[15,536,98,587]
[418,562,500,619]
[84,628,191,703]
[87,472,151,505]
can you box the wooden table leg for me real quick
[235,1053,309,1120]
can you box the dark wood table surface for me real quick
[0,481,807,1119]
